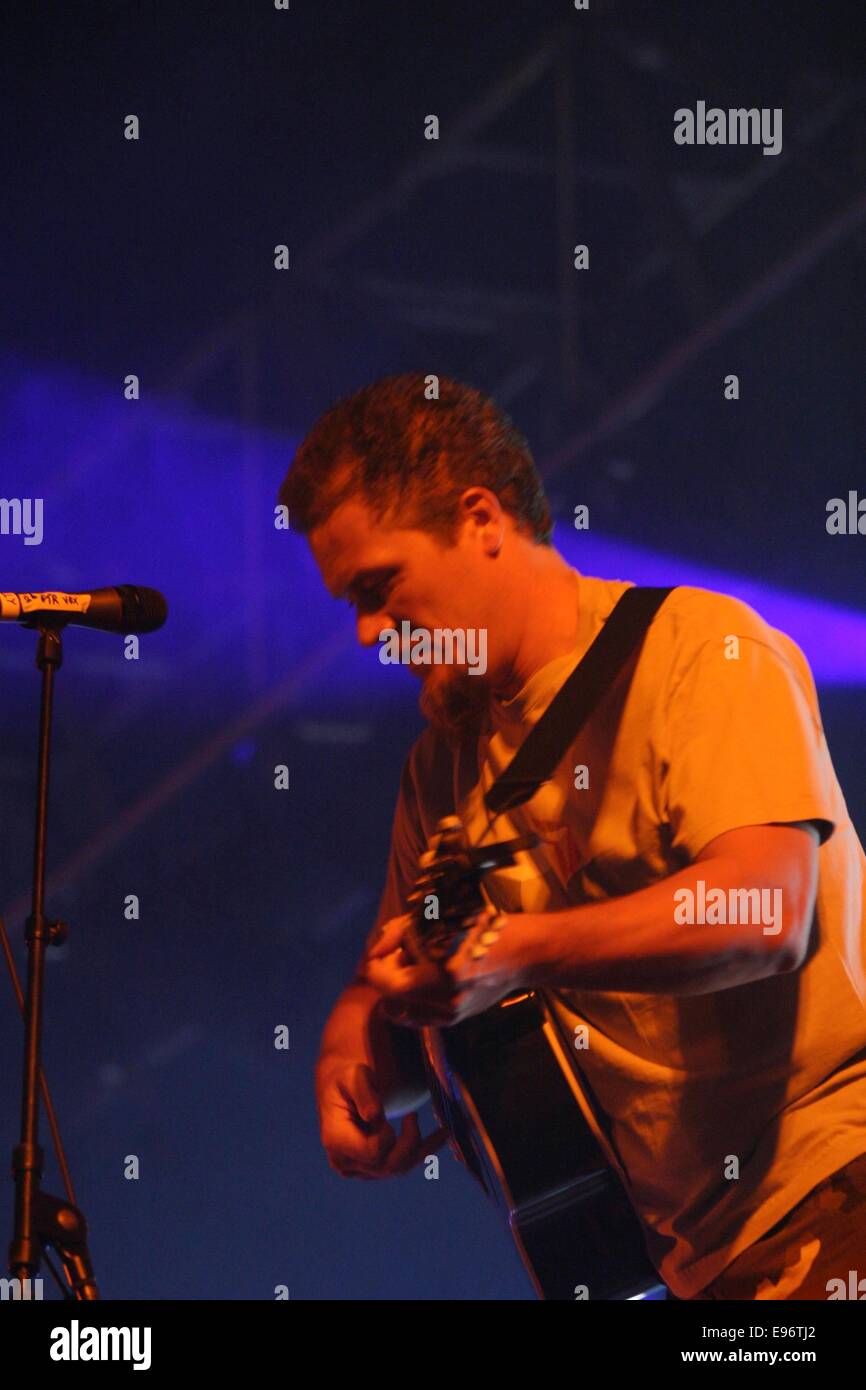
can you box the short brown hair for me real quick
[278,372,552,544]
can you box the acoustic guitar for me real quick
[396,815,661,1301]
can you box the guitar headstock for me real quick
[404,817,483,964]
[403,816,540,965]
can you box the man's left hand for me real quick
[362,907,532,1027]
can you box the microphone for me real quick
[0,585,168,634]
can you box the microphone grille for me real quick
[117,585,168,633]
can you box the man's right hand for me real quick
[317,1060,447,1179]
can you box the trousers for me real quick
[689,1150,866,1300]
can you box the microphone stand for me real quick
[7,620,99,1299]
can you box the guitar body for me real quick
[421,992,660,1300]
[400,816,660,1300]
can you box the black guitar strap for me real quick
[484,585,676,819]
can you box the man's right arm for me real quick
[315,974,442,1179]
[316,975,429,1117]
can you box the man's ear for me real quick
[456,486,505,556]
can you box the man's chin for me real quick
[418,666,491,743]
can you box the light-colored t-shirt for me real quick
[370,569,866,1298]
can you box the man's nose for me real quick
[356,611,392,647]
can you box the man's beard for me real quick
[418,663,491,744]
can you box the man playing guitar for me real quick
[278,371,866,1300]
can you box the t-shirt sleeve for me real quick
[352,751,427,982]
[661,632,837,861]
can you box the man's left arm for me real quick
[364,820,821,1016]
[507,820,820,997]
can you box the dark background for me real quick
[0,0,863,1298]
